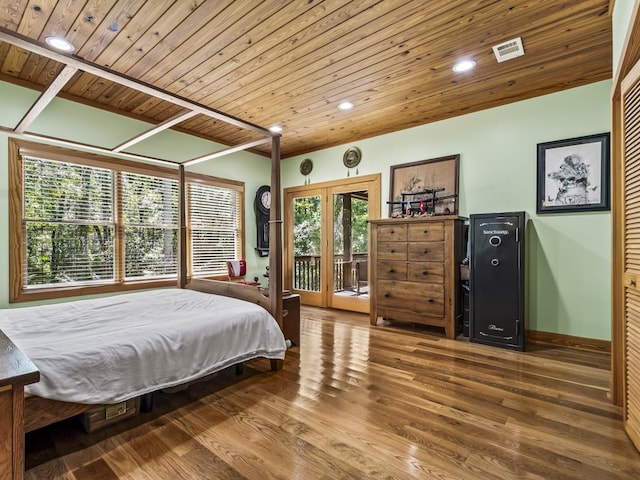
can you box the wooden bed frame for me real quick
[22,281,284,433]
[20,139,285,434]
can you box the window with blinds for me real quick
[23,157,115,287]
[122,173,179,279]
[11,140,246,300]
[190,182,242,276]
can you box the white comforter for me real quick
[0,288,286,404]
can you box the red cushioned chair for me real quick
[226,260,261,286]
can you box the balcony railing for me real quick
[294,253,368,293]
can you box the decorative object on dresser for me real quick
[388,154,459,217]
[369,216,465,339]
[469,212,527,351]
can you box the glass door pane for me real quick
[290,193,324,306]
[330,188,369,313]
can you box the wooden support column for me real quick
[0,330,39,480]
[178,164,187,289]
[268,135,283,332]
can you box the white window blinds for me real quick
[122,172,179,279]
[189,182,242,276]
[23,157,115,287]
[18,146,245,294]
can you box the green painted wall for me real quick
[613,0,637,73]
[0,78,614,339]
[0,81,271,307]
[282,80,612,340]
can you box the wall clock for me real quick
[255,185,270,256]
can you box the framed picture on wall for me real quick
[536,132,610,214]
[389,154,459,217]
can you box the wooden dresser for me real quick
[369,216,465,338]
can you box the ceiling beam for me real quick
[14,65,77,133]
[183,137,272,166]
[112,110,198,153]
[0,126,180,167]
[0,28,272,138]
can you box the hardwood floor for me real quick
[25,307,640,479]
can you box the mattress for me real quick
[0,288,286,404]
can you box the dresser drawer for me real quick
[407,262,444,283]
[377,261,407,280]
[408,222,444,241]
[376,280,444,316]
[376,224,407,242]
[377,242,407,261]
[408,242,444,261]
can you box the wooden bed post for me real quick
[178,164,188,289]
[268,135,284,328]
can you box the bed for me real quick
[0,283,286,432]
[0,32,284,437]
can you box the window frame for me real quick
[9,139,245,303]
[186,172,245,278]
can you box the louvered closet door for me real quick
[623,59,640,451]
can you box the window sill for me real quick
[11,279,178,304]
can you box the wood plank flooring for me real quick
[24,307,640,479]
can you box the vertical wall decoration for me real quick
[300,158,313,185]
[536,132,610,214]
[343,146,362,176]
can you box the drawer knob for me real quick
[427,298,435,303]
[384,293,391,298]
[422,271,429,275]
[390,229,394,234]
[423,229,428,234]
[388,268,395,273]
[390,249,395,253]
[423,249,428,254]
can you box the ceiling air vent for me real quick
[492,37,524,63]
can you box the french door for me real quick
[284,174,380,313]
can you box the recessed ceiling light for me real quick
[269,125,283,134]
[452,59,476,73]
[338,101,354,111]
[45,36,75,53]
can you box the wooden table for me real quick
[0,330,39,480]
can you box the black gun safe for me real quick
[469,212,526,351]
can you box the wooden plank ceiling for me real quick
[0,0,613,159]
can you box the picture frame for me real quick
[536,132,610,214]
[389,154,459,217]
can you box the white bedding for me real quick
[0,288,286,404]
